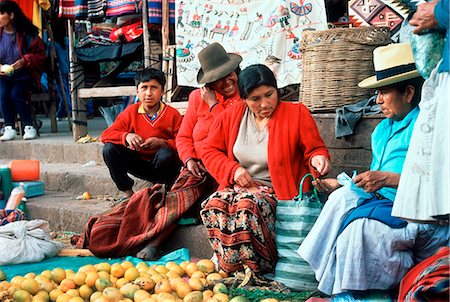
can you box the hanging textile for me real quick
[174,0,327,88]
[348,0,417,41]
[59,0,88,18]
[105,0,175,24]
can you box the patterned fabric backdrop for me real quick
[348,0,419,40]
[175,0,327,88]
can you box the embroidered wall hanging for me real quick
[175,0,327,88]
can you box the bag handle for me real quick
[298,173,320,203]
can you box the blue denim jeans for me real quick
[0,77,33,127]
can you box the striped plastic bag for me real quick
[274,173,322,290]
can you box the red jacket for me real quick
[176,88,241,164]
[0,28,46,87]
[101,103,182,160]
[202,101,330,200]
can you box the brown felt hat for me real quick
[196,42,242,84]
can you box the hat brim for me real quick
[358,70,421,89]
[197,54,242,84]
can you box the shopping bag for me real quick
[274,173,322,290]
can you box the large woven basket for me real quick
[299,27,391,112]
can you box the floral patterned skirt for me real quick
[200,185,277,273]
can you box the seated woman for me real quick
[298,43,450,296]
[200,64,331,273]
[136,42,243,260]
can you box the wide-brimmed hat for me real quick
[197,42,242,84]
[358,43,421,89]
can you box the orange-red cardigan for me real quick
[202,101,330,200]
[101,103,182,160]
[176,88,241,164]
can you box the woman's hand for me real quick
[409,0,438,34]
[125,133,144,151]
[12,59,25,70]
[234,167,254,188]
[186,159,204,178]
[311,155,331,176]
[313,178,341,193]
[353,170,400,192]
[200,86,217,106]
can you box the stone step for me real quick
[26,191,213,259]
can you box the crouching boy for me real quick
[101,68,182,198]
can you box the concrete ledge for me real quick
[26,191,213,259]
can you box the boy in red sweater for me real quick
[101,68,182,198]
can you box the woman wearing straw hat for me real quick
[200,64,330,273]
[298,43,449,296]
[134,43,243,260]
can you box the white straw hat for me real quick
[358,43,421,89]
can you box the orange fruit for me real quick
[55,293,72,302]
[202,290,214,301]
[150,274,165,284]
[85,272,99,288]
[196,260,215,274]
[49,288,64,301]
[11,276,26,287]
[212,293,229,302]
[175,281,191,298]
[141,298,157,302]
[165,270,181,280]
[134,277,155,291]
[213,283,227,295]
[39,281,56,293]
[183,291,203,302]
[124,267,140,282]
[115,278,129,288]
[79,265,97,273]
[73,271,87,287]
[14,289,33,302]
[64,270,75,280]
[136,262,149,272]
[32,294,49,302]
[89,291,103,302]
[154,265,169,276]
[24,273,37,279]
[165,262,184,276]
[50,268,66,284]
[190,271,205,279]
[0,280,10,290]
[78,284,94,300]
[82,192,91,200]
[68,297,84,302]
[41,271,52,280]
[102,286,122,301]
[110,263,125,279]
[184,263,198,277]
[59,279,76,293]
[133,289,152,302]
[156,292,176,302]
[95,278,113,292]
[121,261,134,271]
[98,271,110,280]
[95,263,111,273]
[188,278,203,291]
[154,279,171,294]
[168,277,183,289]
[65,289,79,297]
[21,278,40,295]
[119,282,140,300]
[206,273,223,284]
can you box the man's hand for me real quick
[233,167,254,188]
[409,0,439,34]
[311,155,331,176]
[186,159,204,178]
[200,86,217,106]
[353,170,400,192]
[313,178,341,193]
[140,137,167,150]
[125,133,144,151]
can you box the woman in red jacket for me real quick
[135,42,243,260]
[0,0,46,141]
[200,64,331,273]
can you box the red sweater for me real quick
[101,103,182,160]
[202,101,330,200]
[176,88,241,164]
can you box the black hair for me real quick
[0,0,39,36]
[134,68,166,88]
[386,76,425,107]
[238,64,277,100]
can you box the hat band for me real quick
[376,63,416,81]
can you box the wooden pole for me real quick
[68,19,87,140]
[142,0,151,68]
[162,0,171,102]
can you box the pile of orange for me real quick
[0,260,276,302]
